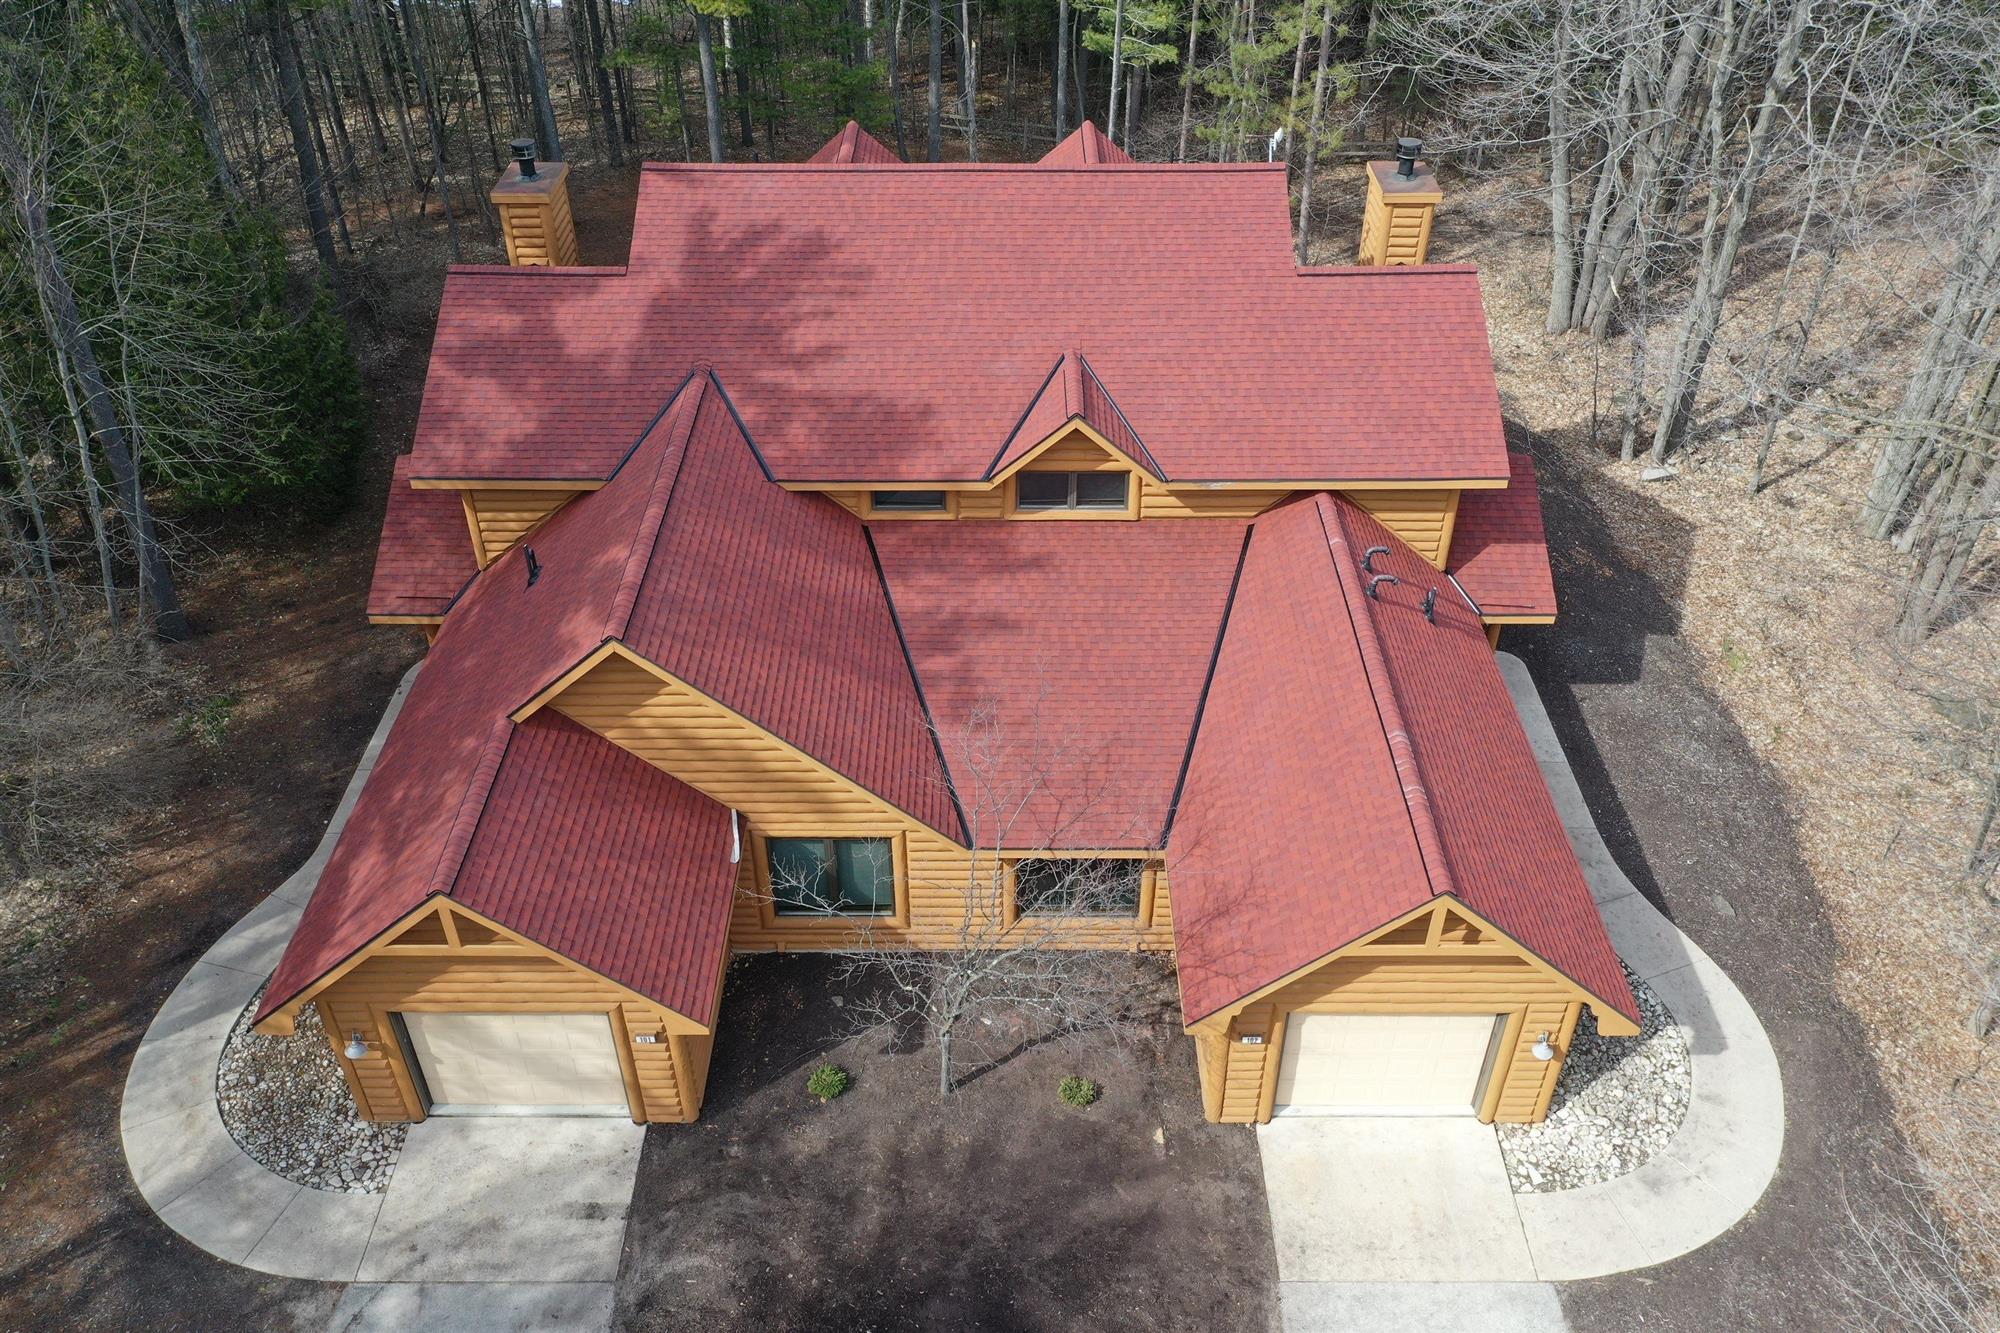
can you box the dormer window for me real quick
[870,489,948,512]
[1015,471,1129,511]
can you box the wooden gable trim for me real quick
[511,639,624,722]
[1185,893,1638,1036]
[368,614,445,627]
[987,419,1160,487]
[254,893,713,1038]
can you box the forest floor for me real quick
[618,954,1275,1333]
[1400,173,1997,1320]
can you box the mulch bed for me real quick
[615,953,1277,1333]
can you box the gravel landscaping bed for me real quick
[1497,964,1690,1193]
[216,980,404,1194]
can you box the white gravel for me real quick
[1496,964,1691,1193]
[217,981,404,1194]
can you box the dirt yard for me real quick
[615,953,1276,1333]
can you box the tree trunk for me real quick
[1293,0,1333,263]
[1176,0,1198,161]
[960,0,979,159]
[291,20,354,254]
[398,0,462,257]
[266,1,343,279]
[695,13,726,163]
[0,107,190,639]
[1106,0,1125,144]
[928,0,944,160]
[578,0,623,165]
[1055,0,1069,138]
[1650,0,1814,463]
[513,0,562,160]
[1544,0,1574,333]
[173,0,242,204]
[891,0,910,158]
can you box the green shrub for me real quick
[806,1062,850,1102]
[1058,1076,1100,1109]
[178,693,238,749]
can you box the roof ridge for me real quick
[1061,351,1085,416]
[1313,495,1458,901]
[606,376,706,640]
[426,716,515,898]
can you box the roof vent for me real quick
[1366,573,1400,600]
[1421,587,1438,623]
[511,138,538,180]
[1361,545,1390,573]
[1395,138,1422,179]
[524,546,542,587]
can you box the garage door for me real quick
[1274,1013,1502,1116]
[401,1012,630,1116]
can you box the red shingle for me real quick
[263,373,957,1021]
[1448,452,1558,617]
[1170,494,1636,1027]
[872,520,1245,848]
[1039,121,1135,165]
[404,166,1507,485]
[453,711,737,1022]
[368,456,477,617]
[806,121,903,164]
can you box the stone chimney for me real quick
[490,139,579,267]
[1357,138,1441,266]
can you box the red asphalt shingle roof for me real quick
[1039,121,1135,165]
[872,520,1246,848]
[987,354,1163,480]
[453,711,737,1022]
[1448,452,1559,618]
[1170,494,1635,1026]
[264,371,954,1022]
[368,456,477,617]
[806,120,904,164]
[404,157,1506,485]
[285,136,1620,1033]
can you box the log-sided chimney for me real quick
[489,137,579,267]
[1358,138,1442,266]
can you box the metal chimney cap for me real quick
[511,138,539,179]
[1395,138,1423,178]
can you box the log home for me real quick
[256,124,1638,1128]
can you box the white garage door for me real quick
[402,1012,630,1116]
[1274,1013,1502,1116]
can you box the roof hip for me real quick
[1315,498,1458,901]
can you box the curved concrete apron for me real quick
[119,663,642,1329]
[1263,653,1785,1329]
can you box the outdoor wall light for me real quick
[1531,1032,1556,1062]
[344,1031,369,1061]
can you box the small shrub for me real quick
[1059,1076,1100,1109]
[179,693,238,749]
[806,1062,850,1102]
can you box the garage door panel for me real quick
[1276,1013,1500,1115]
[404,1012,629,1113]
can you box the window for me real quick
[1015,471,1129,511]
[870,490,948,512]
[767,837,897,916]
[1013,858,1146,917]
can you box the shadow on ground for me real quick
[1507,428,1932,1331]
[615,953,1276,1333]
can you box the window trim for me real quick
[863,489,958,520]
[751,830,910,930]
[1007,469,1139,520]
[1004,855,1158,927]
